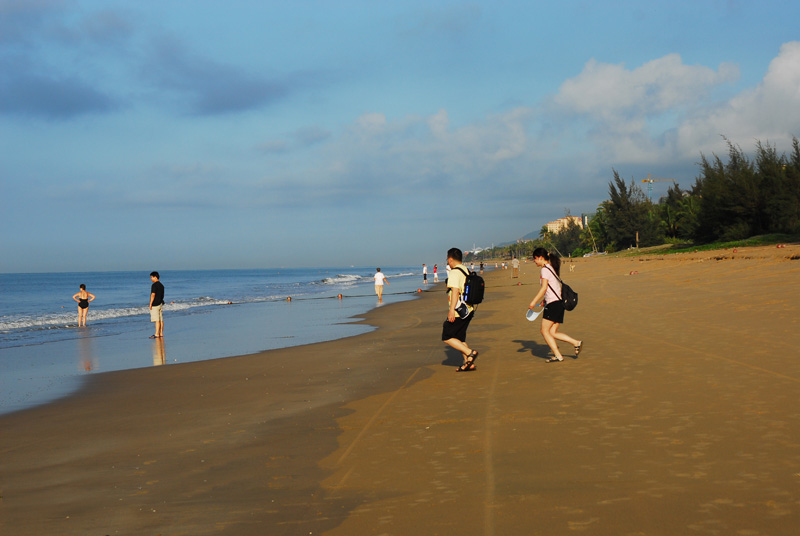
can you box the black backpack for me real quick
[456,266,485,305]
[561,283,578,311]
[545,265,578,311]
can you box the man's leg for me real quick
[444,337,471,358]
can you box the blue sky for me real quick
[2,0,799,272]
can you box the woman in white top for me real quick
[528,248,582,362]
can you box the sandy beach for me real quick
[2,245,799,535]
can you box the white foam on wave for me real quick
[0,297,239,333]
[318,274,364,285]
[0,307,143,332]
[319,271,415,285]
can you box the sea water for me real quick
[0,266,428,414]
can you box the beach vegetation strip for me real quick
[463,136,800,262]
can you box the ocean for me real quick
[0,266,430,415]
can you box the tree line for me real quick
[480,137,800,259]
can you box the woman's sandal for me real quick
[574,341,583,357]
[545,356,563,363]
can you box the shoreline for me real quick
[0,270,431,415]
[1,277,451,535]
[2,246,799,535]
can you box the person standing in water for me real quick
[72,284,95,327]
[373,267,389,303]
[149,271,165,339]
[528,247,582,362]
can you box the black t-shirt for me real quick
[151,281,165,306]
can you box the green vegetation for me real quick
[480,136,800,260]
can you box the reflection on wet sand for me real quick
[77,331,167,371]
[77,330,96,372]
[152,337,166,366]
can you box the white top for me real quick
[541,265,561,304]
[374,272,387,286]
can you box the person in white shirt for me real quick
[373,267,389,303]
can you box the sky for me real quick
[2,0,799,273]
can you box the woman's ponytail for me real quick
[550,252,561,276]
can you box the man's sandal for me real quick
[457,350,479,372]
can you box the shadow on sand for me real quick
[513,339,577,361]
[441,347,467,367]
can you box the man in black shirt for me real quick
[149,271,165,338]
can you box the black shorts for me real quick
[542,300,565,324]
[442,313,473,342]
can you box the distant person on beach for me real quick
[479,261,484,274]
[433,264,439,282]
[442,247,479,372]
[423,263,428,284]
[511,256,520,278]
[149,271,165,339]
[528,248,582,363]
[373,268,389,303]
[72,284,95,327]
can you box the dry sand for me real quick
[1,245,799,535]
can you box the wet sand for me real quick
[2,245,799,535]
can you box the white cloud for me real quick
[427,109,449,138]
[244,106,538,213]
[356,112,388,131]
[554,54,738,121]
[334,107,533,186]
[548,45,800,166]
[257,126,331,154]
[676,41,800,156]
